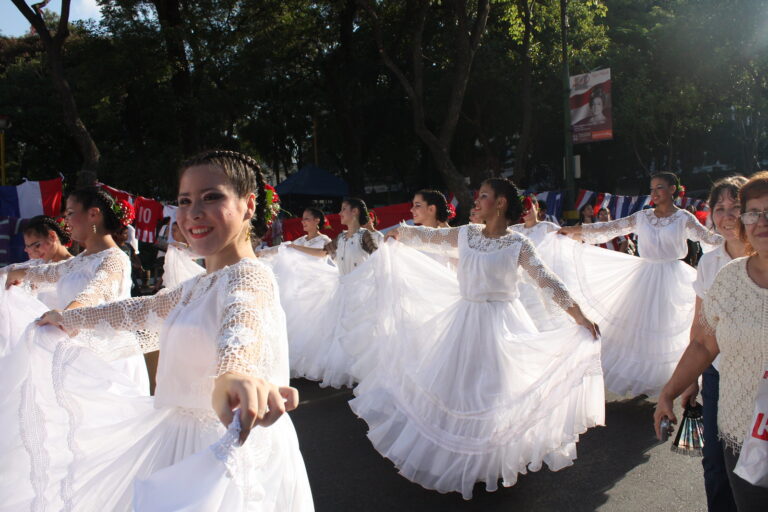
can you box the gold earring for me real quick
[245,229,252,241]
[497,208,501,218]
[92,224,97,233]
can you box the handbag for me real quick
[734,368,768,488]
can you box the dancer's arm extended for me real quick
[518,238,600,340]
[558,212,639,244]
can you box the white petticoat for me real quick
[537,233,696,397]
[0,325,313,511]
[349,242,604,499]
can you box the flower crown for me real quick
[264,184,281,228]
[111,199,135,227]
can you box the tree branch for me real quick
[10,0,52,45]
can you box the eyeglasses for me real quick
[739,211,768,225]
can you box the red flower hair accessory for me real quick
[447,203,457,220]
[112,199,135,227]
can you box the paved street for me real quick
[289,380,706,512]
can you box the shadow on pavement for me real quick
[289,379,660,512]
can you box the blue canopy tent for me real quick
[276,165,349,197]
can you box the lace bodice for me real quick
[701,258,768,450]
[579,209,722,261]
[511,221,560,246]
[324,229,378,275]
[398,224,576,309]
[24,247,131,310]
[294,233,332,250]
[62,259,289,410]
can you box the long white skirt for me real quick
[349,247,604,499]
[0,325,313,511]
[537,233,696,397]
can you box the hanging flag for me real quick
[575,189,596,212]
[0,177,63,219]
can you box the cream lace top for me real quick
[511,221,560,246]
[25,247,131,310]
[398,223,576,309]
[62,258,288,410]
[580,209,722,261]
[702,257,768,450]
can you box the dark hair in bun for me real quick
[24,215,71,246]
[416,189,451,222]
[68,187,122,233]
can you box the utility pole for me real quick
[560,0,576,220]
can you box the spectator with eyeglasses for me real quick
[654,170,768,511]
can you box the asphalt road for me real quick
[289,380,707,512]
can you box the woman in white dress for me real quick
[286,198,379,388]
[411,189,452,229]
[558,172,723,397]
[4,150,313,511]
[350,177,604,500]
[1,189,149,391]
[19,215,73,266]
[293,208,332,249]
[511,195,560,245]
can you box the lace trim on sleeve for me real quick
[397,223,460,251]
[361,230,379,254]
[215,263,277,379]
[580,212,638,244]
[518,238,576,311]
[25,257,70,284]
[683,211,724,248]
[73,249,129,306]
[61,285,183,353]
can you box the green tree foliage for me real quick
[0,0,765,202]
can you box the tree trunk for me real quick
[359,0,490,218]
[513,0,534,183]
[11,0,100,185]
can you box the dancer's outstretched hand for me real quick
[575,315,600,340]
[653,393,677,441]
[36,310,69,331]
[213,373,299,443]
[4,268,25,289]
[384,227,400,241]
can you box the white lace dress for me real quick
[539,209,722,396]
[162,243,205,289]
[273,229,379,388]
[349,224,604,499]
[0,247,149,391]
[0,258,313,511]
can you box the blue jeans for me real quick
[701,366,737,512]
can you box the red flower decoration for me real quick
[113,199,135,227]
[447,203,457,220]
[368,210,379,227]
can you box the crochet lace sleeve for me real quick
[683,211,723,248]
[519,238,576,311]
[397,223,460,251]
[215,263,278,379]
[61,285,183,352]
[72,250,129,306]
[580,212,638,244]
[25,257,71,284]
[324,236,340,259]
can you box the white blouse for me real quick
[580,209,722,261]
[693,244,732,371]
[293,234,332,250]
[703,257,768,450]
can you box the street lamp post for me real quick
[0,116,10,186]
[560,0,576,220]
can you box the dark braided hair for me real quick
[68,187,122,233]
[24,215,71,246]
[179,150,268,238]
[343,197,369,226]
[482,177,522,223]
[305,207,326,231]
[415,189,451,223]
